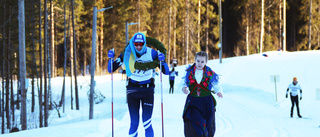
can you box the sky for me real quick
[2,50,320,137]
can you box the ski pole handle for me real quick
[108,48,115,59]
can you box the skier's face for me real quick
[195,56,207,70]
[134,42,144,51]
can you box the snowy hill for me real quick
[4,50,320,137]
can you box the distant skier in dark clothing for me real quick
[286,77,303,118]
[182,51,223,137]
[169,67,178,94]
[108,32,169,137]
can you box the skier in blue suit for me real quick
[169,67,178,94]
[108,32,169,137]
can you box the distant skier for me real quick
[182,51,223,137]
[170,57,178,68]
[151,69,158,85]
[108,32,169,137]
[286,77,303,118]
[169,67,178,94]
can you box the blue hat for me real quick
[133,34,145,43]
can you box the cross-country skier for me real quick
[182,51,223,137]
[170,57,178,68]
[286,77,303,118]
[108,32,169,137]
[169,67,178,94]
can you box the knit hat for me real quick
[293,77,297,81]
[133,34,145,43]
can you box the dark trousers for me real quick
[127,90,154,137]
[169,80,174,94]
[184,116,216,137]
[290,95,301,116]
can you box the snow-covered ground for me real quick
[3,50,320,137]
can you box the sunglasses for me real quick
[134,42,144,47]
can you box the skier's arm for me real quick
[286,88,290,94]
[181,70,189,94]
[213,84,223,98]
[152,50,169,75]
[210,72,223,98]
[108,53,124,73]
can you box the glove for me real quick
[108,49,115,58]
[285,94,288,98]
[158,53,165,61]
[300,97,302,100]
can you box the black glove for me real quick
[300,97,302,100]
[285,94,288,98]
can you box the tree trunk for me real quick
[6,30,11,130]
[138,0,140,31]
[1,2,4,133]
[48,0,53,111]
[18,0,27,130]
[185,0,189,64]
[61,3,67,113]
[38,0,43,128]
[173,6,177,59]
[246,3,250,55]
[283,0,286,51]
[100,16,104,75]
[168,0,172,65]
[308,0,312,50]
[260,0,265,53]
[69,1,74,110]
[44,0,49,127]
[51,0,55,78]
[206,1,209,56]
[279,0,282,50]
[31,0,35,113]
[198,0,201,53]
[72,0,79,110]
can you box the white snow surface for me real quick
[3,50,320,137]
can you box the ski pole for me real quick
[109,49,114,137]
[160,60,164,137]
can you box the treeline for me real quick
[224,0,320,56]
[0,0,319,134]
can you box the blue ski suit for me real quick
[108,33,169,137]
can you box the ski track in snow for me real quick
[274,127,291,137]
[225,98,258,119]
[215,84,295,137]
[215,109,233,137]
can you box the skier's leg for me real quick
[172,80,175,94]
[141,91,154,137]
[296,97,301,117]
[127,93,140,137]
[169,80,174,94]
[290,95,294,117]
